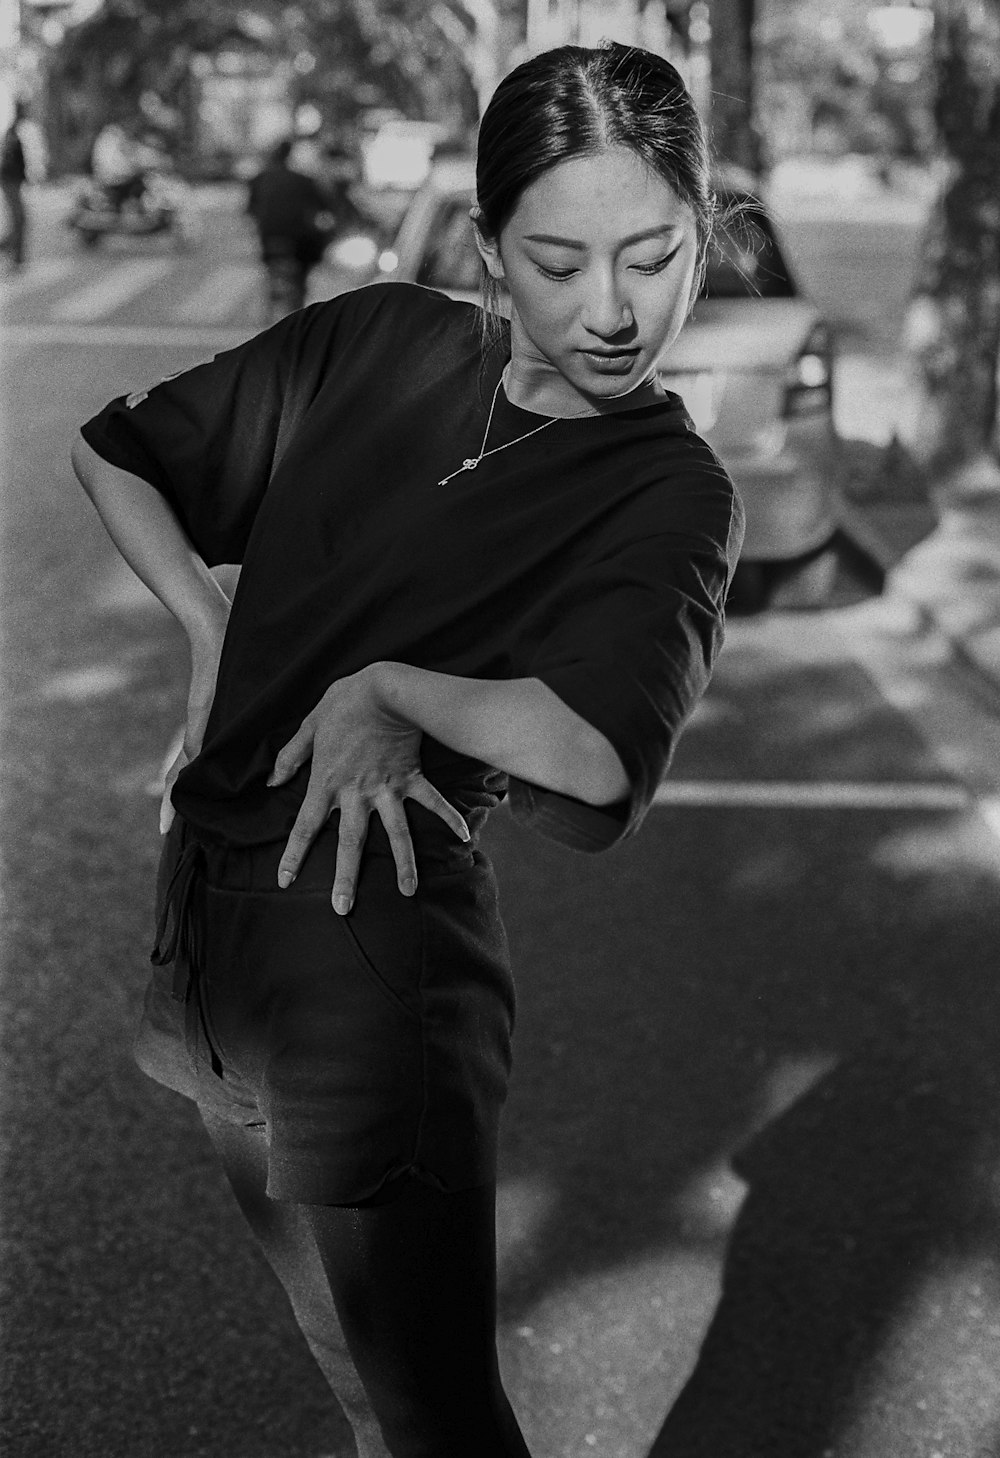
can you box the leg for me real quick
[305,1178,532,1458]
[0,181,23,263]
[199,1107,392,1458]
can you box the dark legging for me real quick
[199,1109,532,1458]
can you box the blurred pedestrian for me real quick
[72,41,743,1457]
[90,121,147,210]
[246,137,334,319]
[0,100,28,270]
[317,142,369,235]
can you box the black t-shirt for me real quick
[80,283,744,852]
[245,163,327,241]
[0,125,26,183]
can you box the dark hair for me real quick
[270,138,294,165]
[474,43,717,350]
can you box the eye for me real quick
[535,264,578,280]
[631,247,683,276]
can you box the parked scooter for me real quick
[66,169,198,250]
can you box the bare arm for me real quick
[371,660,629,807]
[270,659,630,914]
[70,435,232,826]
[70,436,231,640]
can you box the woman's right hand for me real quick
[159,625,228,834]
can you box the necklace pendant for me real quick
[463,457,478,470]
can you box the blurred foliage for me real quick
[756,0,935,163]
[904,0,1000,479]
[52,0,528,166]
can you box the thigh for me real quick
[198,1106,329,1302]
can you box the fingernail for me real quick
[401,877,416,896]
[333,894,350,916]
[460,826,471,843]
[278,868,294,889]
[266,773,278,787]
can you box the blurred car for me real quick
[375,158,845,609]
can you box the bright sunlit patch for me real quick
[669,1161,749,1239]
[35,665,131,702]
[871,821,1000,881]
[758,1052,840,1125]
[496,1174,559,1281]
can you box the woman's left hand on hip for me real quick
[267,665,470,914]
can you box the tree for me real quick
[903,0,1000,487]
[53,0,490,169]
[708,0,760,172]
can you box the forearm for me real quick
[71,435,230,649]
[373,661,630,807]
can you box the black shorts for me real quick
[134,813,515,1205]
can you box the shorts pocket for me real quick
[339,881,424,1022]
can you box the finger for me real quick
[158,741,187,836]
[268,722,315,787]
[374,793,418,897]
[159,788,176,836]
[332,801,370,916]
[405,778,471,843]
[277,788,330,887]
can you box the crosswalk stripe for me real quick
[51,259,175,322]
[0,256,77,299]
[174,263,259,323]
[0,322,253,348]
[654,780,971,810]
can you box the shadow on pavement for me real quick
[6,382,1000,1453]
[481,641,1000,1457]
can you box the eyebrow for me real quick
[522,225,682,249]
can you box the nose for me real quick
[580,269,635,339]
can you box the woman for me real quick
[72,42,743,1458]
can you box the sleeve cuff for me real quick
[505,776,632,853]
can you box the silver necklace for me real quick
[436,366,562,486]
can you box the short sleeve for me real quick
[510,473,744,853]
[78,292,365,565]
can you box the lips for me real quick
[579,346,641,374]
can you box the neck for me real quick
[503,366,665,418]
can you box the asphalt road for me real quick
[4,178,1000,1458]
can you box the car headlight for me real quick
[784,324,833,417]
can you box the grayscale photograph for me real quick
[4,0,1000,1455]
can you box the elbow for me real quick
[70,433,98,498]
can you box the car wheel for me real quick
[767,545,840,610]
[726,558,771,614]
[727,541,842,614]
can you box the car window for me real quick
[702,196,795,299]
[416,198,482,291]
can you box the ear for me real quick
[470,207,505,282]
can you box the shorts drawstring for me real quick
[150,831,222,1076]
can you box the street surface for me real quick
[5,176,1000,1458]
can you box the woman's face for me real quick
[476,146,700,413]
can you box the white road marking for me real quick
[0,322,253,348]
[50,259,177,322]
[0,256,77,299]
[174,263,259,323]
[654,780,970,810]
[974,797,1000,844]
